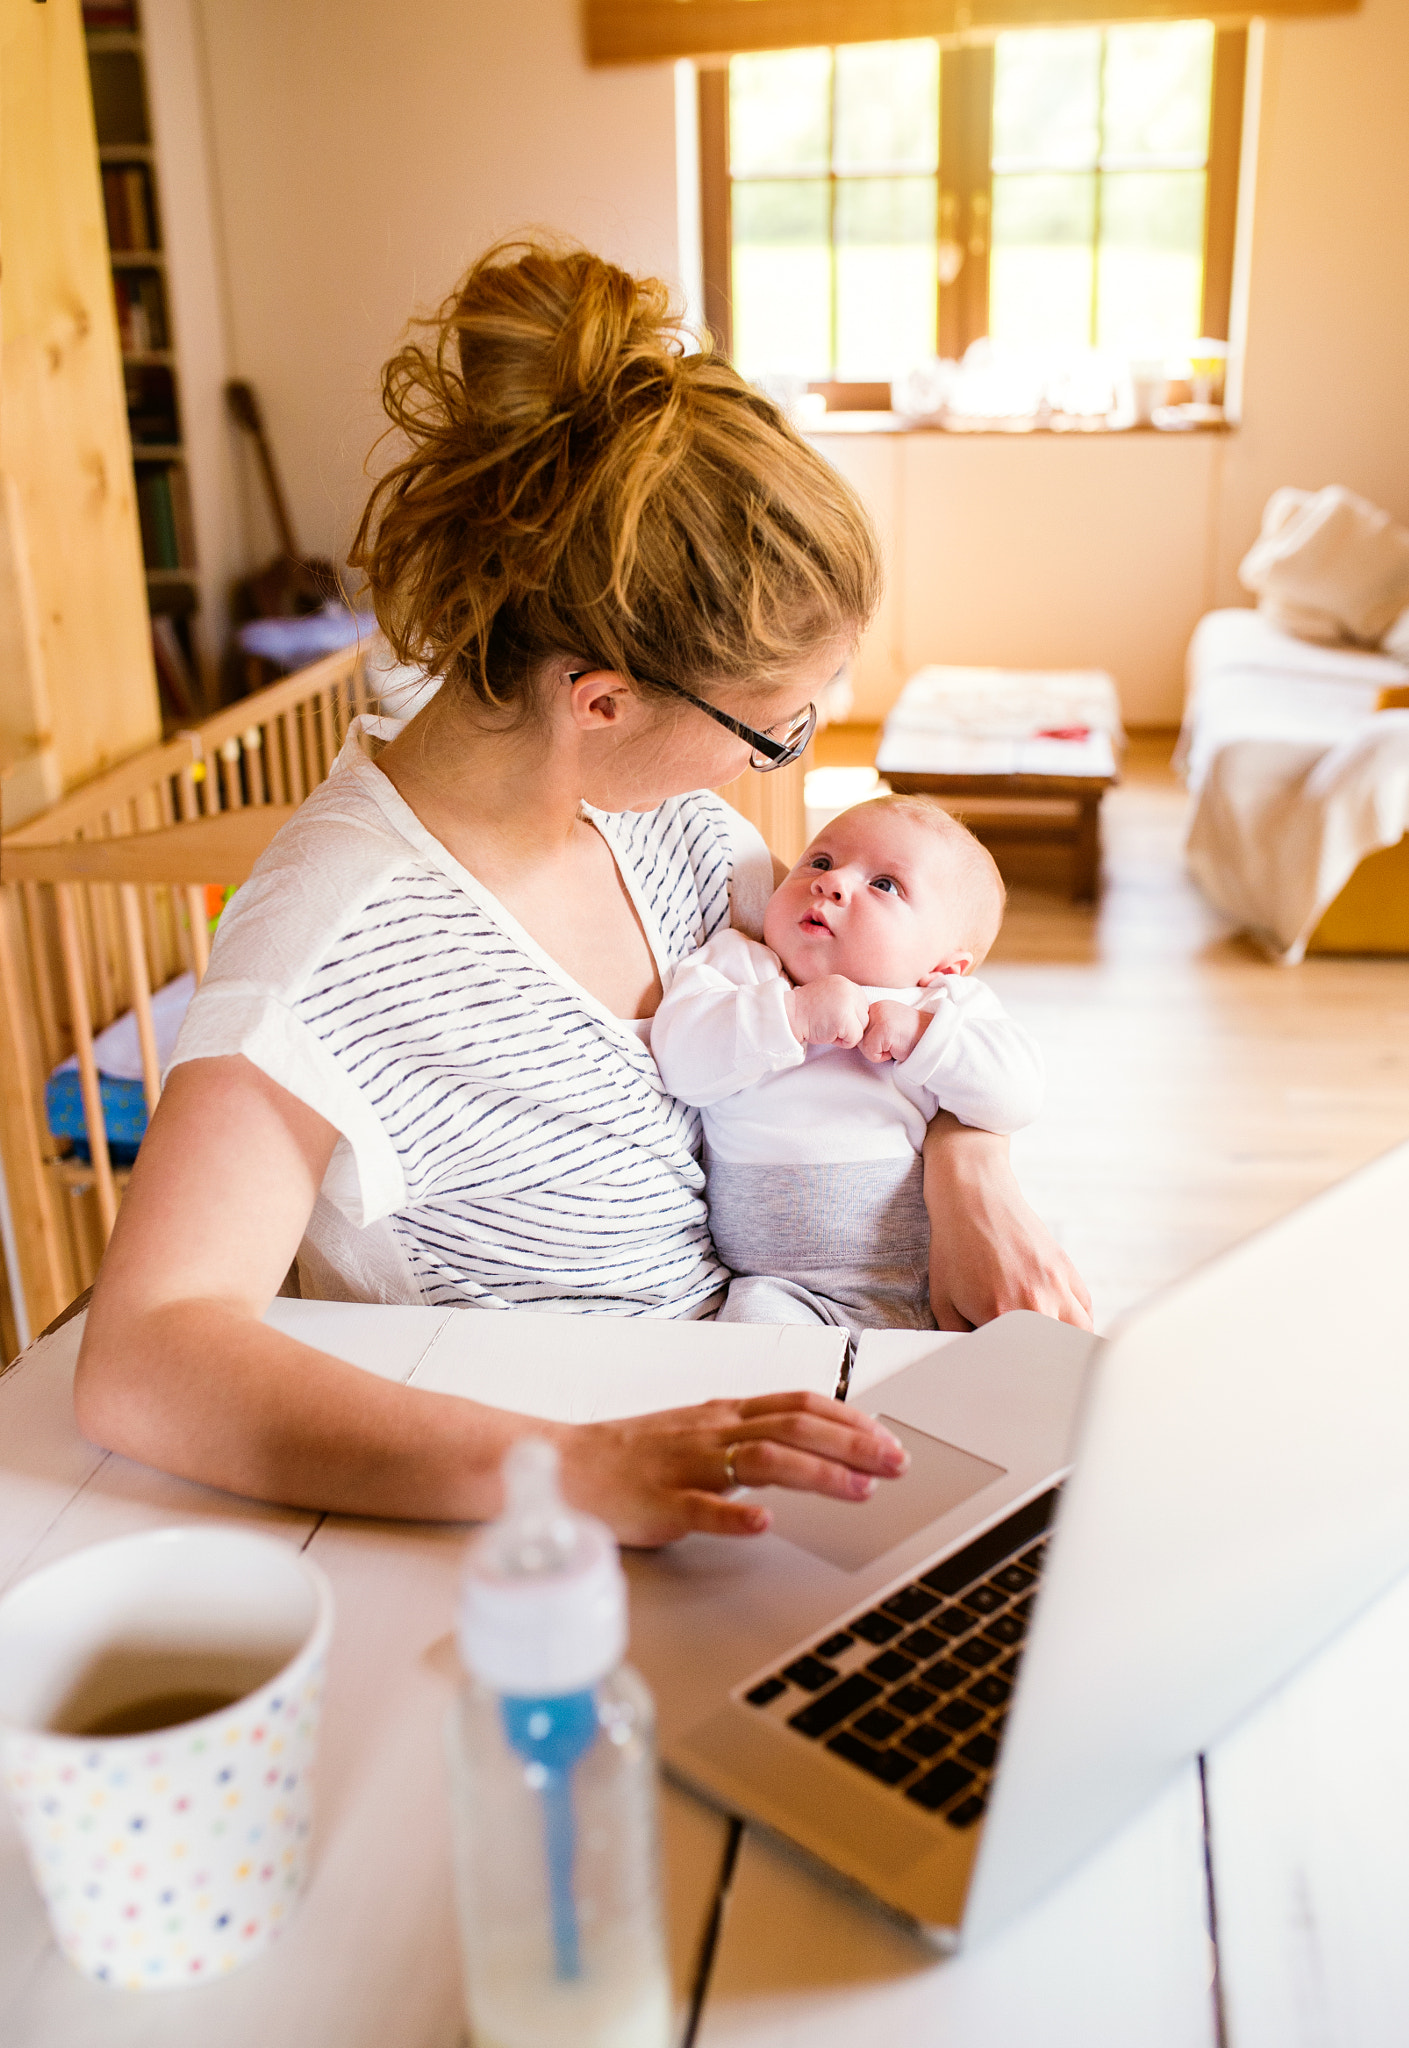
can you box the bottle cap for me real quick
[458,1439,627,1698]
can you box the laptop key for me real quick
[899,1626,945,1661]
[888,1682,938,1719]
[854,1707,904,1744]
[866,1649,915,1684]
[906,1760,976,1812]
[899,1723,951,1760]
[935,1698,983,1732]
[883,1585,941,1623]
[960,1732,998,1768]
[996,1652,1022,1680]
[986,1613,1025,1646]
[993,1564,1033,1594]
[965,1583,1006,1615]
[920,1492,1060,1598]
[782,1654,839,1692]
[922,1658,967,1692]
[788,1674,882,1738]
[946,1795,987,1829]
[1013,1595,1035,1620]
[927,1606,977,1639]
[815,1631,855,1659]
[1019,1543,1047,1569]
[850,1610,904,1645]
[954,1638,1002,1670]
[969,1674,1011,1708]
[745,1677,788,1708]
[827,1731,919,1785]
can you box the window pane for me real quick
[992,29,1100,170]
[1097,169,1206,350]
[990,173,1096,347]
[833,41,939,173]
[1101,24,1214,162]
[730,49,831,177]
[732,180,831,377]
[834,178,938,376]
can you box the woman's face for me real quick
[576,633,853,814]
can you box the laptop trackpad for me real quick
[765,1417,1006,1574]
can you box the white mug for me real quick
[0,1524,333,1989]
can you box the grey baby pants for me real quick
[708,1156,938,1345]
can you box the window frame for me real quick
[699,25,1246,392]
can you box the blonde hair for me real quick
[350,239,882,714]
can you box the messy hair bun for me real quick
[350,239,881,712]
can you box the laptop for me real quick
[631,1140,1409,1945]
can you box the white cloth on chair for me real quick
[1180,609,1409,961]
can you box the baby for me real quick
[651,796,1043,1340]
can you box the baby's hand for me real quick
[787,976,871,1049]
[859,1001,930,1065]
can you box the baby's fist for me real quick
[788,975,871,1049]
[859,1001,929,1065]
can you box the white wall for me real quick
[173,0,1408,724]
[190,0,680,573]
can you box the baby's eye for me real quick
[807,854,832,872]
[870,875,900,895]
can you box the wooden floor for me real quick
[819,727,1409,1330]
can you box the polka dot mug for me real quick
[0,1525,333,1990]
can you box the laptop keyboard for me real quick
[740,1488,1059,1830]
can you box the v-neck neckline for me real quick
[347,726,669,1050]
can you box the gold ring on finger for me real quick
[722,1441,744,1490]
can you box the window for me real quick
[701,22,1245,393]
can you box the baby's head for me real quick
[763,796,1005,990]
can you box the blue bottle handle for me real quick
[500,1690,599,1981]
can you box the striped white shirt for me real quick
[170,720,773,1316]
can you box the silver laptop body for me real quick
[631,1141,1409,1944]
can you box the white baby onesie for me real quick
[651,927,1044,1161]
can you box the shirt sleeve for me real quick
[893,975,1045,1135]
[167,981,408,1229]
[651,930,804,1107]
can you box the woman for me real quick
[76,243,1089,1545]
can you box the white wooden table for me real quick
[3,1309,1408,2046]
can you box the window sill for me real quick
[806,409,1234,438]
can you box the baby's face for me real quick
[764,806,981,989]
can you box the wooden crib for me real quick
[0,645,806,1350]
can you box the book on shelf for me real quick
[125,362,180,446]
[83,3,138,29]
[136,465,195,573]
[101,164,158,252]
[113,268,167,355]
[151,616,200,725]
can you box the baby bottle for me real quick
[447,1437,672,2048]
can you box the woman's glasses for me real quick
[566,671,817,774]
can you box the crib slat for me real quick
[19,881,62,1073]
[318,689,336,779]
[244,726,268,806]
[185,887,211,982]
[118,885,162,1116]
[54,884,118,1235]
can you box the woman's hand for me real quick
[922,1113,1092,1333]
[560,1392,909,1548]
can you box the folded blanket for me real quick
[1239,486,1409,647]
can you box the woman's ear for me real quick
[565,668,634,732]
[918,951,975,985]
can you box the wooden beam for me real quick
[3,807,297,887]
[586,0,1357,66]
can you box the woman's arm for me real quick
[76,1057,906,1543]
[921,1112,1092,1332]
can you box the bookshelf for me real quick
[83,0,202,726]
